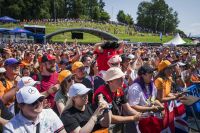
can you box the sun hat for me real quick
[16,86,44,104]
[103,67,125,81]
[158,60,176,72]
[4,58,20,66]
[72,61,84,71]
[17,76,40,89]
[68,83,91,97]
[58,70,72,83]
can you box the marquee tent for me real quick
[164,33,186,46]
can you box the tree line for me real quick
[0,0,181,34]
[0,0,110,22]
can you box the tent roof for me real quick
[0,16,17,23]
[9,28,32,34]
[164,33,186,46]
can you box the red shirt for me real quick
[94,48,123,71]
[93,85,126,106]
[33,72,58,108]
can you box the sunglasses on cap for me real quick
[64,75,74,83]
[26,97,45,107]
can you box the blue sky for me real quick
[103,0,200,36]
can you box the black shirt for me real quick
[61,104,102,133]
[0,100,13,131]
[0,100,13,120]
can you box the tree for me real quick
[126,14,133,25]
[100,11,110,22]
[0,0,110,21]
[117,10,134,25]
[117,10,126,24]
[136,0,179,33]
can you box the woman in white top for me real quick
[127,64,164,133]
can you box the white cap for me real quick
[68,83,91,97]
[17,76,40,89]
[0,67,6,73]
[177,62,186,66]
[108,55,122,64]
[16,86,44,104]
[128,54,135,59]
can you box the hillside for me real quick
[1,21,192,44]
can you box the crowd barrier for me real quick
[186,84,200,113]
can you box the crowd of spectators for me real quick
[0,40,199,133]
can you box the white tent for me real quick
[164,33,186,46]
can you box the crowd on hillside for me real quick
[0,41,199,133]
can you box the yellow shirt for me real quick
[0,79,15,107]
[154,77,172,97]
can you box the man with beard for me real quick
[33,54,59,111]
[72,61,93,103]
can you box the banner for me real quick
[187,84,200,112]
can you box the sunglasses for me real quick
[111,63,120,67]
[78,67,85,71]
[64,75,74,83]
[46,60,56,65]
[10,64,19,69]
[78,93,88,100]
[28,97,45,107]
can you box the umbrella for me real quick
[0,16,17,23]
[9,28,32,34]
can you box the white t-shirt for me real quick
[128,82,157,106]
[3,109,64,133]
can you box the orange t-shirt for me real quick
[0,79,15,107]
[154,77,172,97]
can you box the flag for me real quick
[160,32,163,41]
[174,100,189,133]
[161,101,175,133]
[139,116,163,133]
[161,100,189,133]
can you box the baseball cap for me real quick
[0,67,6,73]
[103,67,125,81]
[16,86,45,104]
[17,76,40,89]
[68,83,91,97]
[177,62,186,66]
[58,70,72,83]
[108,55,122,64]
[72,61,84,71]
[41,54,56,63]
[128,54,135,59]
[158,60,176,72]
[138,65,155,76]
[4,58,20,66]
